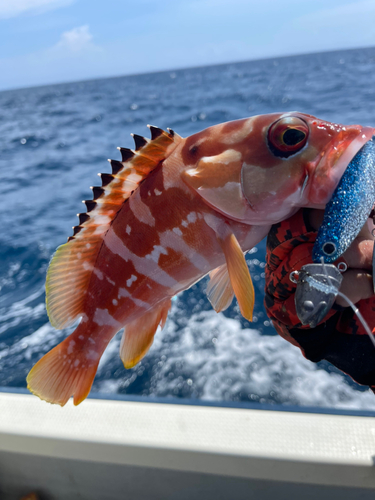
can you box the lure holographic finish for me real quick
[313,138,375,263]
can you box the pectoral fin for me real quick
[218,231,254,321]
[206,264,234,312]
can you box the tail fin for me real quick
[27,321,114,406]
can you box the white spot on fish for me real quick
[173,227,182,236]
[93,268,103,280]
[180,211,199,228]
[187,212,197,223]
[67,341,76,355]
[112,299,118,306]
[93,308,122,327]
[118,287,150,309]
[74,359,80,367]
[154,188,162,196]
[86,243,91,249]
[86,350,100,361]
[77,253,82,259]
[126,225,131,235]
[106,277,116,286]
[146,245,168,263]
[126,274,137,287]
[83,261,93,272]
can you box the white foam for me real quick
[3,286,375,410]
[95,300,375,410]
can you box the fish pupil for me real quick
[283,128,305,146]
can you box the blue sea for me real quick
[1,47,375,410]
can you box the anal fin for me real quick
[206,264,234,312]
[120,298,172,369]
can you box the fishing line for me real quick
[320,257,375,348]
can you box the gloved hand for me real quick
[264,208,375,391]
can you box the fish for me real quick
[313,138,375,262]
[26,112,375,406]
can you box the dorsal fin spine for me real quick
[78,213,90,224]
[84,200,97,212]
[132,133,149,150]
[118,148,135,162]
[100,173,114,186]
[91,187,105,199]
[147,125,164,140]
[109,159,124,174]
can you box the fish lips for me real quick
[306,126,375,209]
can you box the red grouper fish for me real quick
[27,112,375,405]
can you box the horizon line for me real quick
[1,44,374,94]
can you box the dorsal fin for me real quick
[46,126,183,329]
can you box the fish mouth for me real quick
[307,126,375,208]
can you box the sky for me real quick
[0,0,374,91]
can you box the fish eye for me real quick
[268,116,309,158]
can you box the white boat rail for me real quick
[1,390,375,499]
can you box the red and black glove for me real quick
[264,208,375,391]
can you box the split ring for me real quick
[289,270,299,284]
[337,261,348,272]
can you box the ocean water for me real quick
[1,47,375,410]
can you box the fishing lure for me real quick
[293,262,343,328]
[295,139,375,328]
[313,139,375,263]
[26,112,374,405]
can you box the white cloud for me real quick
[0,0,74,19]
[0,24,108,90]
[0,24,106,90]
[54,25,95,53]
